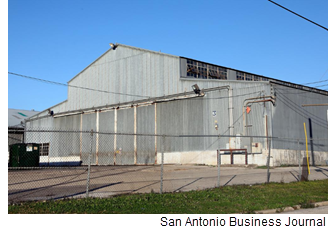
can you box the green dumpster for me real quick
[9,143,40,167]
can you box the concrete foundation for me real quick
[157,149,328,166]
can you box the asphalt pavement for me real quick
[8,164,328,206]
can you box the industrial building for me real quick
[8,108,39,146]
[25,44,328,166]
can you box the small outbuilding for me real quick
[8,109,39,146]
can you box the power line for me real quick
[8,72,150,98]
[275,89,328,129]
[271,80,328,95]
[318,66,328,81]
[268,0,328,32]
[314,83,328,88]
[303,78,328,86]
[90,52,147,68]
[9,72,268,101]
[275,88,325,121]
[276,96,328,130]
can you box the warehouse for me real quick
[25,43,328,166]
[8,108,39,146]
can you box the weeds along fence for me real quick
[8,128,328,203]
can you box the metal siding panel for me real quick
[180,58,187,78]
[183,98,204,151]
[98,111,115,165]
[25,117,54,153]
[137,105,155,164]
[157,100,184,152]
[272,85,328,151]
[227,69,236,80]
[203,89,229,151]
[50,116,81,158]
[80,113,97,164]
[65,116,81,157]
[116,108,134,164]
[156,82,271,153]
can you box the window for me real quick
[237,72,245,80]
[219,67,227,79]
[184,58,268,82]
[245,74,253,81]
[186,59,227,80]
[187,59,198,78]
[208,65,219,79]
[237,71,268,82]
[40,143,49,156]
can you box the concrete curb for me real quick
[255,201,328,214]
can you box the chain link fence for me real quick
[8,129,328,203]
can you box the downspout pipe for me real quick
[242,97,276,156]
[242,96,276,136]
[228,87,234,135]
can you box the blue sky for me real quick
[1,0,328,226]
[8,0,328,112]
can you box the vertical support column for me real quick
[303,122,311,175]
[245,149,248,165]
[217,149,221,187]
[134,106,137,165]
[79,113,83,160]
[298,139,301,181]
[265,115,269,150]
[114,108,117,165]
[301,157,310,181]
[96,111,99,165]
[86,129,93,198]
[266,139,271,183]
[243,106,252,155]
[228,88,234,135]
[160,135,165,194]
[154,103,157,164]
[308,118,315,166]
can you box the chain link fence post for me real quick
[298,139,301,181]
[217,149,221,187]
[86,129,93,198]
[160,135,165,194]
[266,138,271,183]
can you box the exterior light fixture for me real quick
[192,84,205,96]
[48,109,54,116]
[109,43,117,50]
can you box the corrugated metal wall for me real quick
[24,44,327,165]
[33,45,273,122]
[98,111,115,165]
[137,105,155,164]
[66,46,180,111]
[25,82,274,165]
[25,117,54,153]
[156,82,272,153]
[116,108,134,164]
[81,113,97,164]
[52,115,81,158]
[272,84,328,151]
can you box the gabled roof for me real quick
[67,43,178,84]
[66,43,327,96]
[8,108,39,128]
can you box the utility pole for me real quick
[302,103,328,165]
